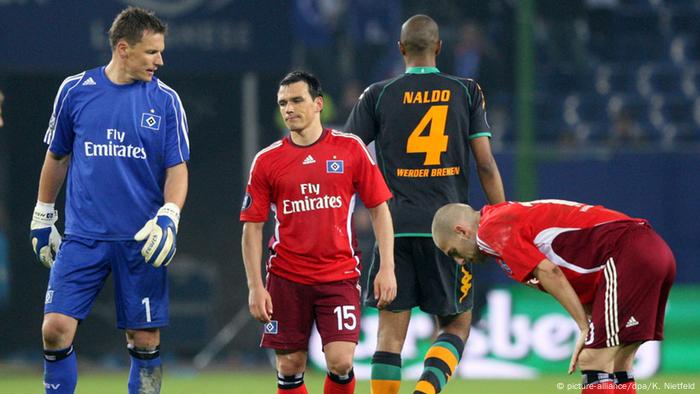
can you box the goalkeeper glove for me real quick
[134,202,180,268]
[30,201,62,268]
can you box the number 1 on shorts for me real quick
[142,297,152,322]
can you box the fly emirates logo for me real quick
[282,183,343,214]
[84,129,147,160]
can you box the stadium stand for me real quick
[531,0,700,145]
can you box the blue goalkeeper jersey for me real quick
[44,66,190,240]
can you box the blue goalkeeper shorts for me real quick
[44,235,169,329]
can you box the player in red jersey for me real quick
[431,200,675,394]
[241,71,397,394]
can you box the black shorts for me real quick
[363,237,474,316]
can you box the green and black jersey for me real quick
[344,67,491,235]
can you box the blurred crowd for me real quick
[290,0,700,149]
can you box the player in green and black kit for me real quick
[344,14,505,394]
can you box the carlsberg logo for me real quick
[309,289,660,379]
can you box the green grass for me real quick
[1,370,698,393]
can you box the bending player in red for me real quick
[241,71,397,394]
[431,199,675,394]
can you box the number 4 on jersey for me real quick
[406,105,449,165]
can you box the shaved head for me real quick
[432,203,479,249]
[400,14,440,55]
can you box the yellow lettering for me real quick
[402,90,451,105]
[441,90,450,101]
[396,168,429,177]
[429,166,461,177]
[413,91,423,104]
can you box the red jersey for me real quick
[240,129,392,285]
[477,200,646,304]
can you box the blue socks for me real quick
[43,345,77,394]
[128,345,162,394]
[43,343,163,394]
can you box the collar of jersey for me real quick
[99,66,144,89]
[286,128,329,148]
[405,66,440,74]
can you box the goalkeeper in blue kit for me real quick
[30,7,189,394]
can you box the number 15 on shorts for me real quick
[333,305,357,330]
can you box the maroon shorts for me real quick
[586,224,676,348]
[261,273,361,351]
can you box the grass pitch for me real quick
[1,370,698,393]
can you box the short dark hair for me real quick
[400,14,440,55]
[279,70,323,99]
[108,7,167,49]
